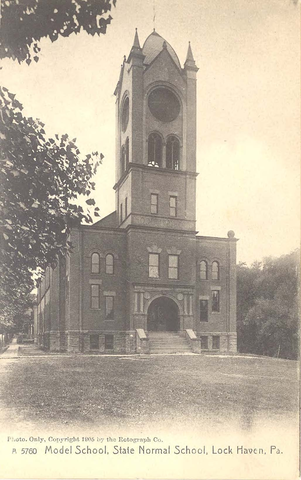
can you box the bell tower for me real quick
[114,29,198,232]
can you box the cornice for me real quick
[114,162,198,190]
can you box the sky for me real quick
[1,0,300,264]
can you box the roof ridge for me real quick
[142,31,181,69]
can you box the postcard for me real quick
[0,0,299,479]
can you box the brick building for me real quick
[36,30,237,354]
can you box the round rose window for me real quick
[148,87,180,123]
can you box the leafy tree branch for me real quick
[0,0,116,64]
[0,86,101,323]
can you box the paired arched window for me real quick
[91,253,115,274]
[105,254,114,275]
[91,253,100,274]
[166,136,180,170]
[212,261,220,280]
[148,133,162,167]
[200,260,208,280]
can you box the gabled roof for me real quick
[92,211,117,228]
[142,30,181,70]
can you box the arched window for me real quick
[166,136,180,170]
[125,137,129,169]
[148,133,162,167]
[105,254,114,275]
[200,260,208,280]
[120,146,126,176]
[121,97,129,132]
[91,253,100,274]
[212,261,220,280]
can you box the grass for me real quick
[0,354,298,432]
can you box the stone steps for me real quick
[148,332,192,354]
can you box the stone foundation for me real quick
[49,332,61,351]
[66,332,81,353]
[68,331,137,354]
[198,332,237,353]
[39,329,237,355]
[136,329,150,354]
[228,332,237,353]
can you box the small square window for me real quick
[105,254,114,275]
[91,284,100,309]
[150,194,158,214]
[168,254,179,279]
[90,334,99,350]
[149,253,159,278]
[212,336,220,350]
[212,290,220,313]
[200,336,208,349]
[105,334,114,350]
[105,296,114,319]
[169,196,177,217]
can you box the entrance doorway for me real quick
[147,297,179,331]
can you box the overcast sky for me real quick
[1,0,300,264]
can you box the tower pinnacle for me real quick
[184,41,198,71]
[186,42,194,62]
[127,28,144,63]
[133,28,141,49]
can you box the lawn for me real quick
[0,353,298,433]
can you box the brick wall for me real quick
[74,228,128,335]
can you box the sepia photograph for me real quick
[0,0,299,479]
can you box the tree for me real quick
[244,297,298,359]
[0,0,116,64]
[237,250,299,359]
[0,0,118,329]
[0,86,101,325]
[236,261,262,353]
